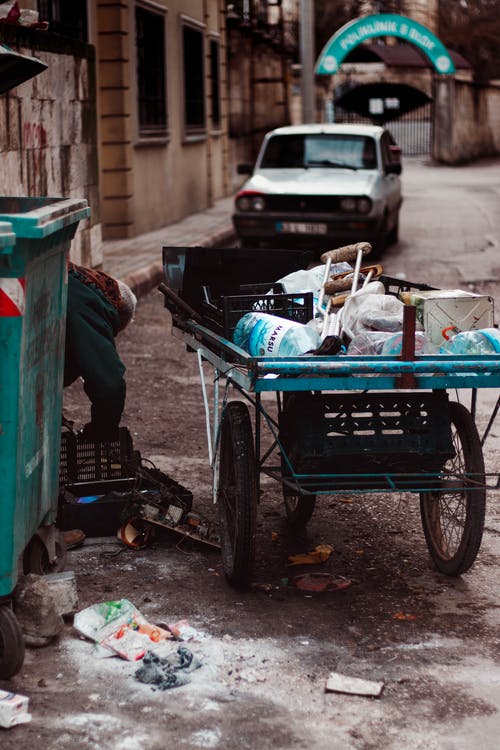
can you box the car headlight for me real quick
[252,196,266,211]
[235,192,266,212]
[340,196,372,214]
[357,197,372,214]
[340,197,357,212]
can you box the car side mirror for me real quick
[237,163,253,175]
[385,162,402,175]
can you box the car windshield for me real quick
[260,134,377,170]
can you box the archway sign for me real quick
[315,14,456,75]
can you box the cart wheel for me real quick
[420,402,486,576]
[217,401,258,587]
[23,532,68,576]
[0,605,25,679]
[283,485,316,527]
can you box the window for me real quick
[260,134,377,170]
[182,24,205,133]
[37,0,88,41]
[209,39,221,129]
[135,5,167,137]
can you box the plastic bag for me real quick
[74,599,172,661]
[277,262,353,296]
[0,1,20,22]
[343,291,422,338]
[347,331,394,355]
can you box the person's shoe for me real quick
[62,529,86,550]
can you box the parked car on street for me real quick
[232,123,402,256]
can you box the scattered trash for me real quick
[74,599,172,661]
[288,544,333,566]
[168,619,206,642]
[44,571,79,617]
[325,672,384,698]
[393,612,417,621]
[134,647,202,691]
[0,689,32,728]
[250,582,275,593]
[117,465,221,550]
[293,573,352,593]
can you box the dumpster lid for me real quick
[0,197,90,239]
[0,43,47,94]
[0,220,15,251]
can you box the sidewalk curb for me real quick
[121,225,236,299]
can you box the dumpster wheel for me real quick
[0,605,25,679]
[23,531,67,576]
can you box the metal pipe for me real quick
[300,0,315,123]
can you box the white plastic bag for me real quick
[343,291,416,338]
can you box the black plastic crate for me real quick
[58,427,141,536]
[163,245,316,317]
[201,283,314,339]
[59,427,139,485]
[279,392,455,490]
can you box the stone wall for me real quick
[433,77,500,164]
[0,24,101,266]
[227,24,291,192]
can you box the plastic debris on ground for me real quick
[134,647,202,691]
[0,689,32,728]
[119,465,220,550]
[325,672,384,698]
[167,619,207,642]
[293,573,353,593]
[74,599,173,661]
[287,544,333,566]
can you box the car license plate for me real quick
[276,221,328,235]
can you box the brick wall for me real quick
[0,24,101,266]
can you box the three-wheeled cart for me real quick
[161,246,500,587]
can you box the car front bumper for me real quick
[232,213,382,248]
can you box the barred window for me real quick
[37,0,88,41]
[209,38,221,129]
[182,24,205,133]
[135,5,167,137]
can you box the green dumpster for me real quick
[0,197,90,678]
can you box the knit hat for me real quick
[117,280,137,331]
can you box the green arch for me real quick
[315,14,455,75]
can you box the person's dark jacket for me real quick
[64,266,126,439]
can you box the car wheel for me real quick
[387,214,399,246]
[371,215,388,258]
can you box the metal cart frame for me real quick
[162,247,500,587]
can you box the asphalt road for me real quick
[2,156,500,750]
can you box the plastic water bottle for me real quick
[381,331,438,356]
[439,328,500,355]
[233,312,321,356]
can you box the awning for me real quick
[0,43,47,94]
[344,42,471,70]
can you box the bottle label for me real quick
[249,316,296,356]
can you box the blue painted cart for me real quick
[162,246,500,587]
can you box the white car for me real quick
[232,123,402,256]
